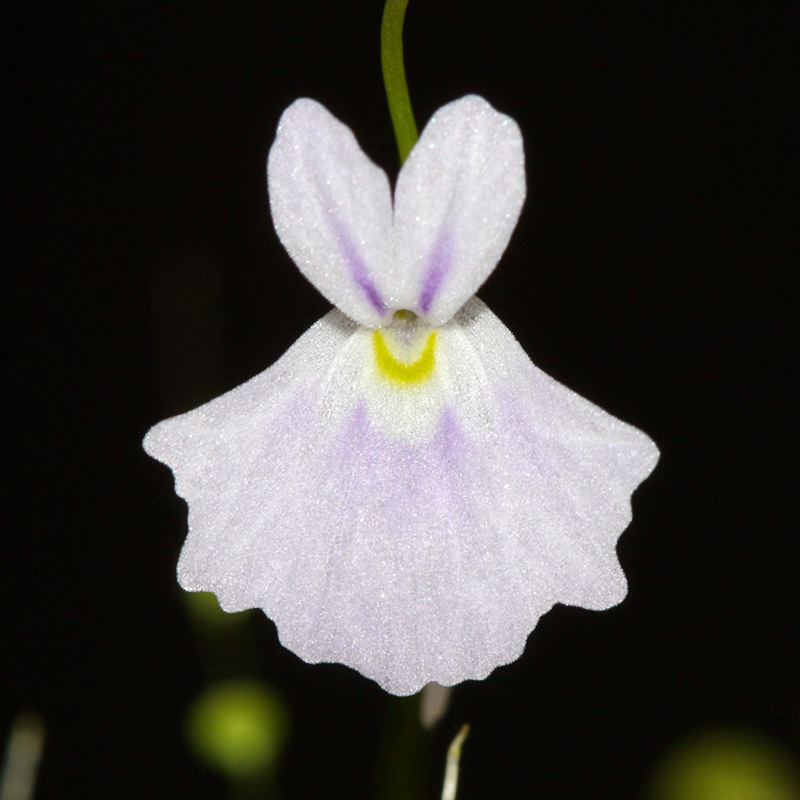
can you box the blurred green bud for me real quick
[648,727,800,800]
[186,679,289,779]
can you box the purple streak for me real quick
[332,218,386,316]
[419,232,454,314]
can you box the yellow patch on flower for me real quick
[373,327,437,384]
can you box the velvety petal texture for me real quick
[145,299,658,696]
[268,95,525,328]
[145,96,659,695]
[392,96,526,325]
[268,99,394,327]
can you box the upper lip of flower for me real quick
[267,94,526,329]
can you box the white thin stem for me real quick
[441,724,470,800]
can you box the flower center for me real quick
[373,310,437,385]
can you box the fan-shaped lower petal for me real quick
[144,299,658,696]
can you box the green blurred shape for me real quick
[186,679,289,779]
[648,727,800,800]
[183,590,251,628]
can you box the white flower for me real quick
[144,96,659,696]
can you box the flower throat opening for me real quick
[373,310,437,384]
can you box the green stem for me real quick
[376,695,428,800]
[381,0,419,165]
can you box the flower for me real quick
[144,96,659,696]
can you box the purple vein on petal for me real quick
[419,232,453,314]
[331,216,386,316]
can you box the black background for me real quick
[6,1,797,798]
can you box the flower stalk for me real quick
[381,0,418,164]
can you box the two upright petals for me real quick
[268,96,526,328]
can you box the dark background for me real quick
[6,1,796,798]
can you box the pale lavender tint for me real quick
[342,403,464,482]
[419,232,454,314]
[331,217,386,316]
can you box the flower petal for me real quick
[391,96,526,325]
[144,299,658,696]
[451,298,660,611]
[267,99,394,327]
[143,309,358,517]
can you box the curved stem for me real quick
[381,0,418,165]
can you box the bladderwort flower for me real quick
[144,95,659,696]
